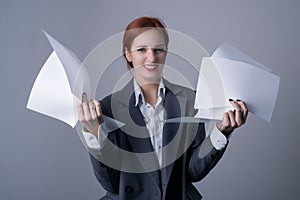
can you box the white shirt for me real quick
[82,79,228,166]
[133,79,165,166]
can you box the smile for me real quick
[143,64,158,70]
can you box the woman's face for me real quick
[125,29,167,84]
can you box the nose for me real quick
[146,48,156,62]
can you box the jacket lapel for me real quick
[112,79,191,187]
[161,81,190,189]
[112,80,160,172]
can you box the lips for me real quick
[143,64,159,70]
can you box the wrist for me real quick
[83,126,99,139]
[216,122,233,138]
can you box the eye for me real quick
[154,48,166,53]
[137,48,146,52]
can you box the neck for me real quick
[136,78,160,106]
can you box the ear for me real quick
[125,47,132,62]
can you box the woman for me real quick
[78,16,248,200]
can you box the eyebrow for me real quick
[135,44,166,48]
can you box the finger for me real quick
[233,101,243,126]
[92,100,104,124]
[88,100,95,116]
[82,99,91,121]
[77,104,91,131]
[229,99,242,111]
[222,112,230,130]
[235,109,243,127]
[82,92,88,103]
[237,100,248,122]
[77,104,85,123]
[228,110,237,128]
[92,100,102,117]
[229,99,244,126]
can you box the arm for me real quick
[87,128,120,194]
[89,151,120,194]
[77,93,120,193]
[187,99,248,182]
[187,124,227,182]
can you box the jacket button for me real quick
[125,185,133,193]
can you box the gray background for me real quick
[1,0,299,199]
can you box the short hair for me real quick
[122,16,169,69]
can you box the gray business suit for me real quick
[89,79,227,200]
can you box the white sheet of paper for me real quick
[164,117,215,124]
[195,43,280,122]
[212,42,272,72]
[27,32,124,129]
[43,31,91,98]
[27,51,79,127]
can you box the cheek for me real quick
[131,55,145,67]
[158,53,167,62]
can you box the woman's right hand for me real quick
[77,93,104,138]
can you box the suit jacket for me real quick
[89,79,227,200]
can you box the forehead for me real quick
[131,29,166,48]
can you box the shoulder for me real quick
[164,79,196,100]
[99,80,134,114]
[164,79,197,116]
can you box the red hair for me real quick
[122,16,169,69]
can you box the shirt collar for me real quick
[133,78,165,107]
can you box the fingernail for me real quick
[229,98,233,101]
[83,92,86,95]
[236,99,241,101]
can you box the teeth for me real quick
[144,65,157,69]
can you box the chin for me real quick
[136,74,161,85]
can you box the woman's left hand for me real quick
[216,99,248,137]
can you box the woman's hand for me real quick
[77,93,104,138]
[216,99,248,137]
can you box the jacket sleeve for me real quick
[89,153,120,194]
[187,123,227,182]
[88,96,121,194]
